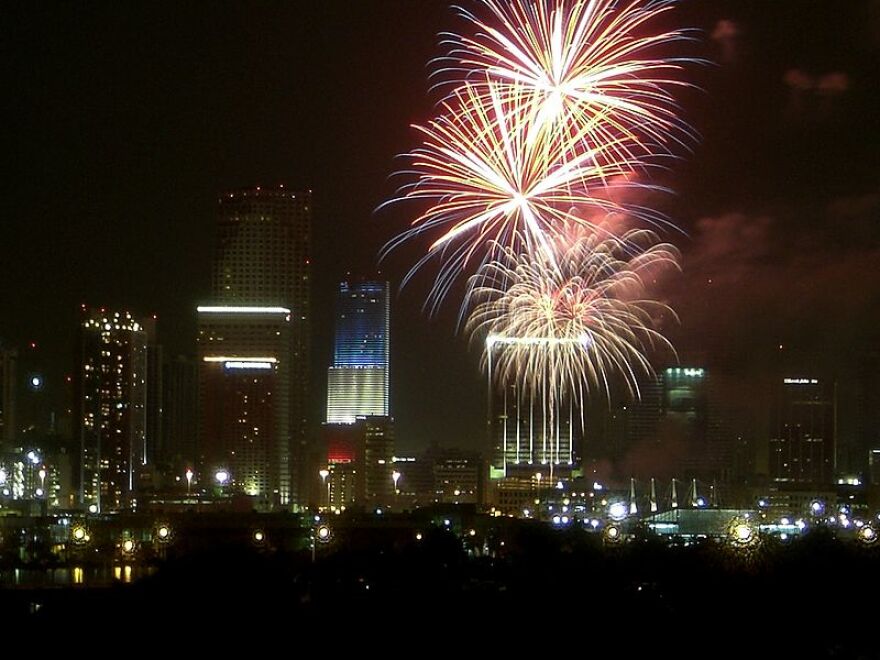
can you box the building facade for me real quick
[75,309,154,511]
[199,186,312,507]
[0,346,16,447]
[769,377,836,486]
[197,306,291,506]
[326,280,389,424]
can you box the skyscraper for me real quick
[326,280,389,424]
[75,309,155,511]
[214,186,311,442]
[769,377,836,485]
[161,354,197,473]
[198,306,291,505]
[199,184,312,507]
[0,346,16,447]
[485,338,575,481]
[319,280,393,509]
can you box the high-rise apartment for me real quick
[75,309,155,511]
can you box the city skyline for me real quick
[0,3,877,640]
[1,0,878,458]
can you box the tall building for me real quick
[199,186,312,507]
[75,309,155,511]
[362,416,395,506]
[486,338,575,481]
[326,280,389,424]
[490,382,575,476]
[198,306,291,506]
[0,346,16,446]
[161,355,198,473]
[318,280,393,508]
[769,377,836,485]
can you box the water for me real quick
[0,565,156,588]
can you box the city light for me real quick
[316,525,332,543]
[608,502,628,521]
[202,356,278,364]
[196,306,291,314]
[858,525,877,546]
[728,518,759,551]
[224,361,274,370]
[604,524,622,544]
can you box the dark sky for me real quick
[2,1,878,452]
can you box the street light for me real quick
[392,470,401,508]
[185,468,194,494]
[319,468,330,510]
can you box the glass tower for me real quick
[326,280,390,424]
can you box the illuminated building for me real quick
[212,186,312,504]
[197,306,291,506]
[319,423,360,509]
[318,416,396,508]
[363,416,395,505]
[326,280,389,424]
[486,339,575,482]
[769,377,836,486]
[428,448,481,504]
[75,309,155,511]
[0,346,15,446]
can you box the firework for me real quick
[381,80,664,313]
[436,0,699,166]
[467,226,679,411]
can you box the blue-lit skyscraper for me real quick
[326,281,389,424]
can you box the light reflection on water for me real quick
[1,565,154,588]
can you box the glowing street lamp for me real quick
[858,524,877,546]
[214,469,229,485]
[608,501,628,521]
[392,470,401,502]
[185,468,194,494]
[319,469,330,510]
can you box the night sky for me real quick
[2,1,878,452]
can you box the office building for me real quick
[769,377,836,486]
[326,280,389,423]
[161,355,198,473]
[197,306,291,506]
[486,338,575,481]
[0,346,16,446]
[199,186,312,507]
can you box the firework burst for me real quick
[436,0,699,167]
[382,80,666,314]
[467,226,679,411]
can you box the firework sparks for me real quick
[467,226,679,411]
[437,0,699,166]
[382,81,664,313]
